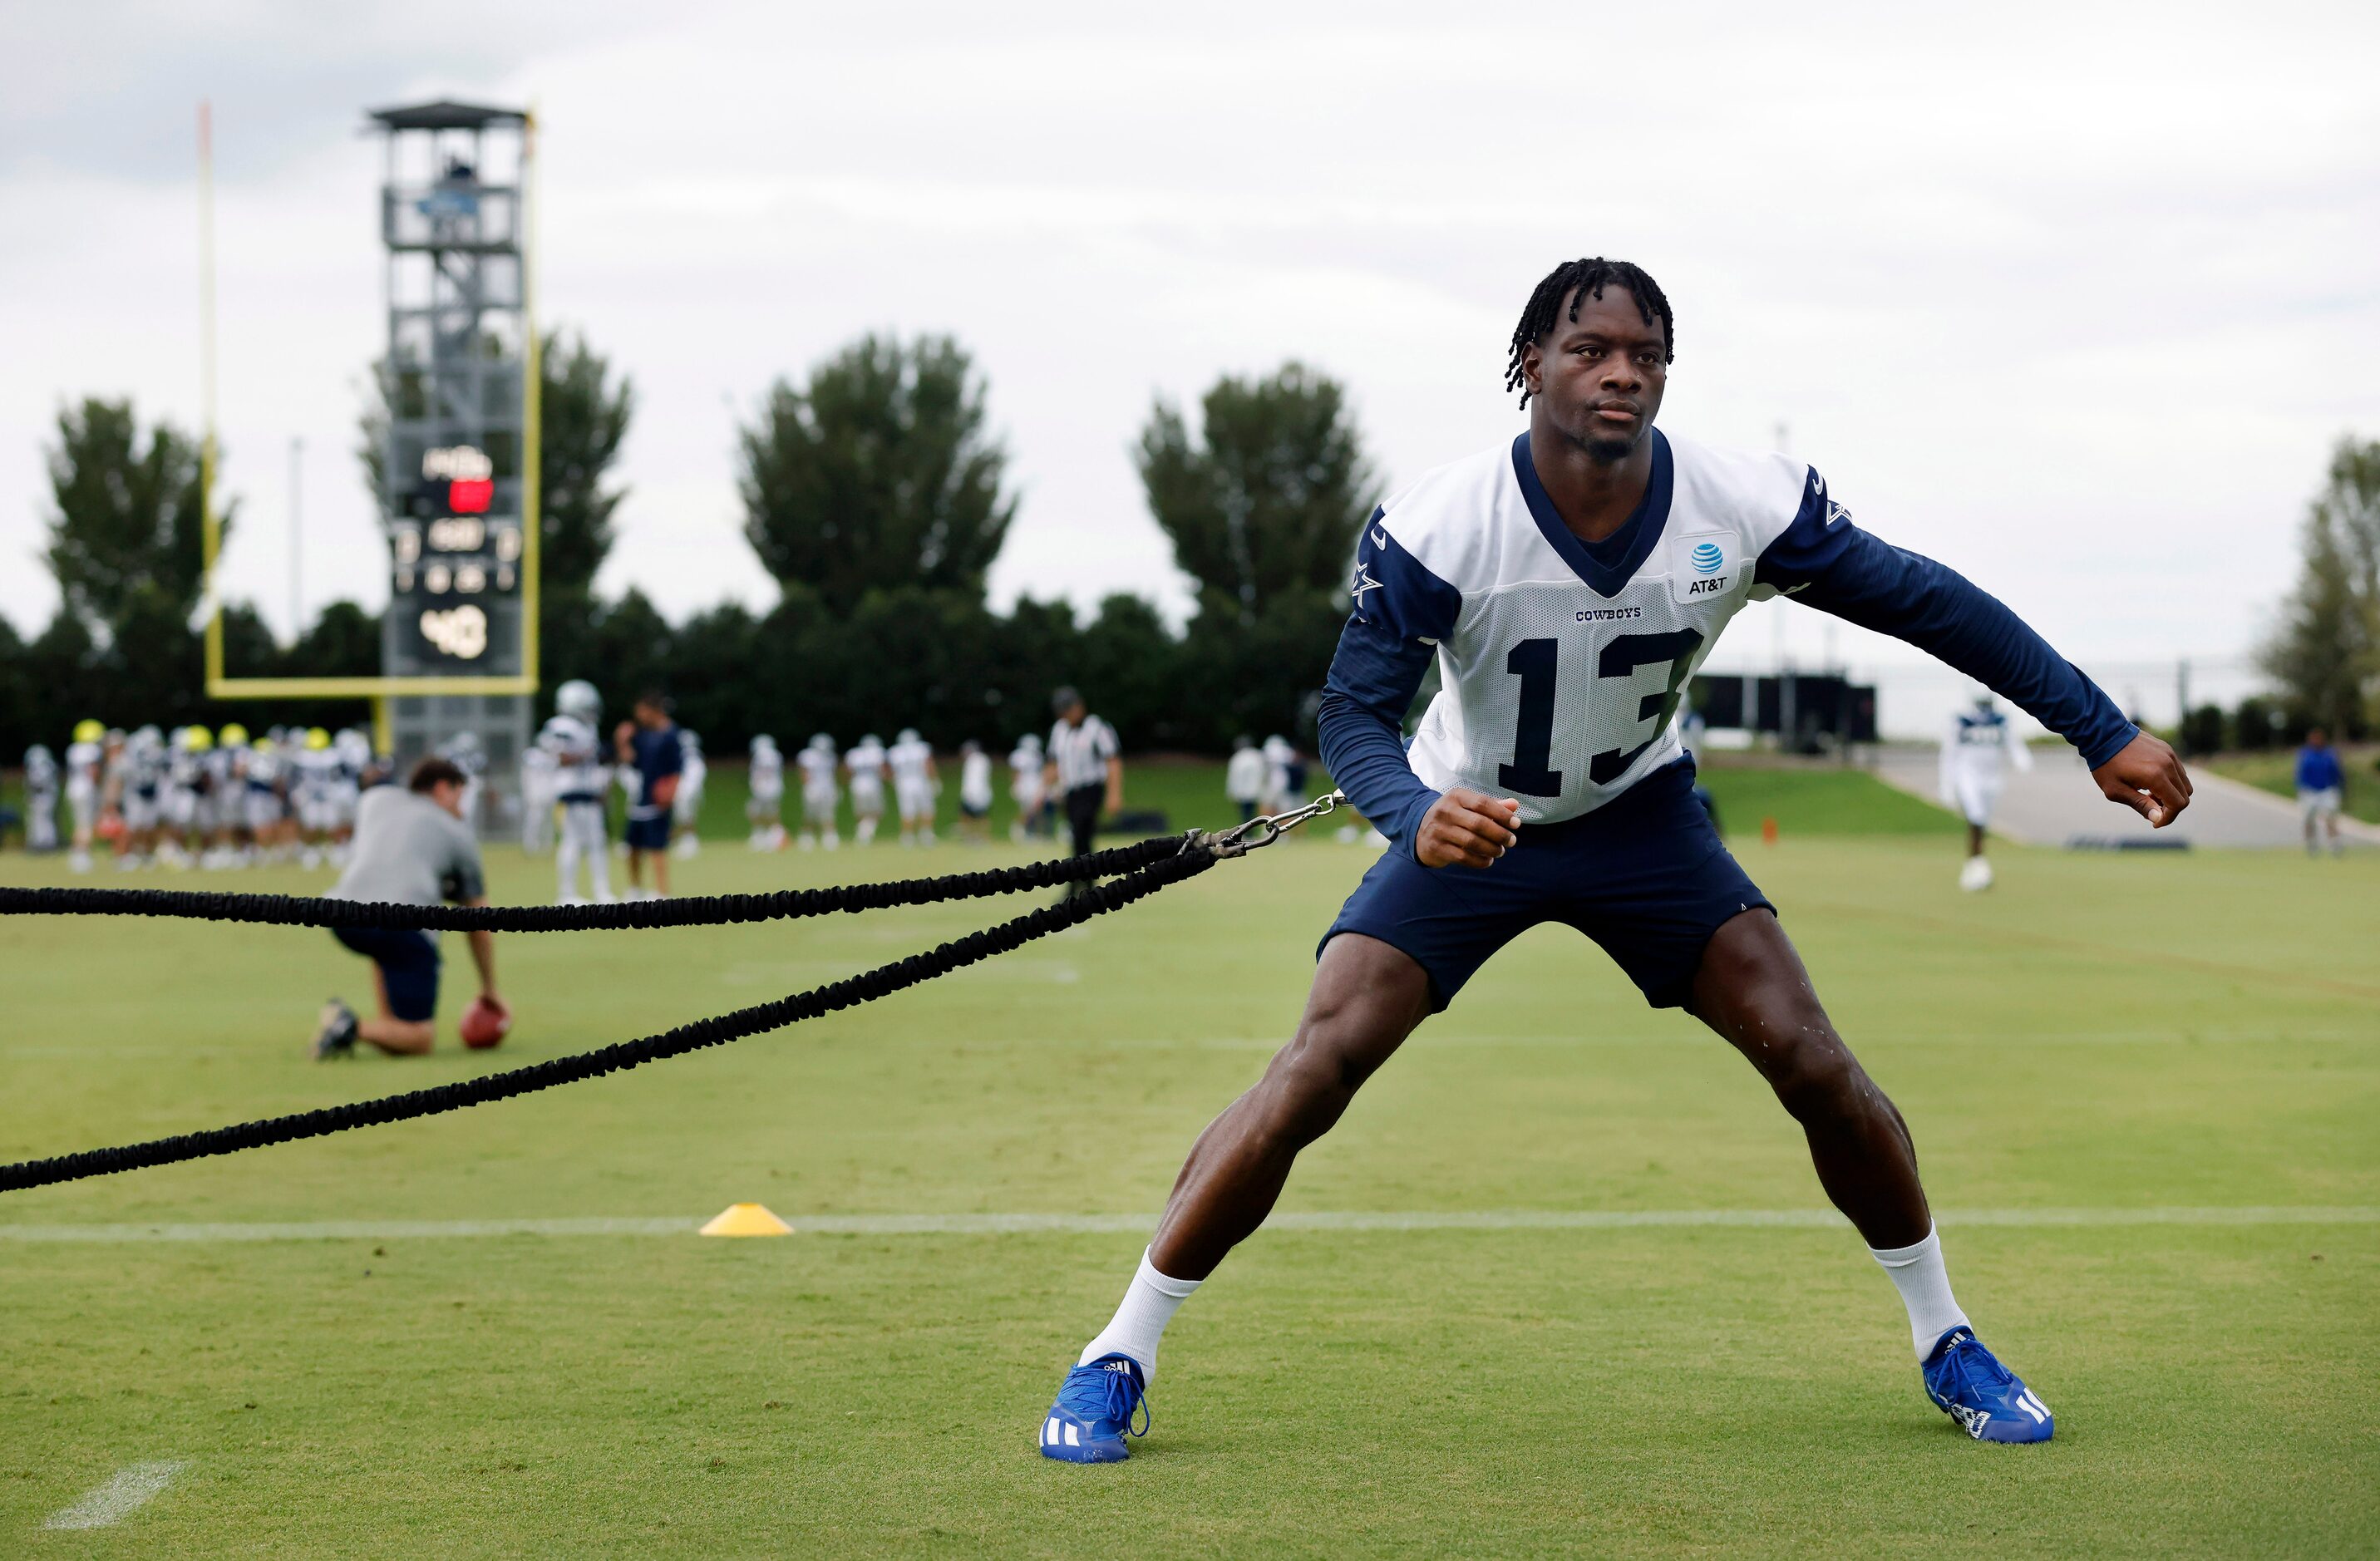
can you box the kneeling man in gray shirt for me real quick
[311,756,505,1057]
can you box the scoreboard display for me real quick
[387,444,525,672]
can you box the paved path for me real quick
[1870,746,2379,849]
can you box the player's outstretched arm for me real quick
[2090,730,2192,828]
[1415,788,1520,868]
[1755,474,2191,825]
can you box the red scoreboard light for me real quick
[421,445,495,515]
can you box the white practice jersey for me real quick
[750,746,784,800]
[64,740,103,796]
[125,740,165,803]
[333,731,371,793]
[26,748,58,792]
[846,739,887,791]
[959,751,993,810]
[798,745,840,800]
[1009,744,1044,805]
[538,714,609,802]
[294,747,342,802]
[520,744,558,790]
[1225,746,1266,804]
[206,747,244,802]
[888,736,933,790]
[1941,707,2033,790]
[1353,430,1826,826]
[167,747,208,796]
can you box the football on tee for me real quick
[461,996,511,1050]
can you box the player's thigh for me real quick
[1249,934,1436,1127]
[1688,908,1869,1108]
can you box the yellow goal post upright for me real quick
[195,100,543,763]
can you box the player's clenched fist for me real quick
[1417,787,1521,868]
[2090,731,2193,828]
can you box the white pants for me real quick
[896,780,934,821]
[555,800,612,900]
[1951,774,2001,828]
[2299,787,2342,821]
[27,790,58,850]
[66,783,97,840]
[851,778,884,817]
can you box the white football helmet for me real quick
[555,680,601,722]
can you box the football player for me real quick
[1037,256,2190,1463]
[889,727,938,847]
[1939,693,2033,889]
[541,680,613,904]
[796,734,841,850]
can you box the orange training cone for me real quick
[700,1203,793,1237]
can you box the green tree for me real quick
[535,330,635,593]
[1135,362,1376,624]
[2259,437,2380,736]
[738,333,1017,614]
[0,611,32,756]
[43,398,230,641]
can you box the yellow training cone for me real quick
[700,1202,793,1237]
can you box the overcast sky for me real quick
[4,1,2375,730]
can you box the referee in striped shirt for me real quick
[1043,687,1122,875]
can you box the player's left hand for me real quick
[2091,731,2192,828]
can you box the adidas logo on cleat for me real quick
[1042,1417,1082,1450]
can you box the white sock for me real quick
[1077,1249,1201,1386]
[1870,1224,1970,1359]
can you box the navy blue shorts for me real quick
[333,927,441,1022]
[625,811,671,850]
[1321,760,1772,1012]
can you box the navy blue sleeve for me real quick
[1755,473,2137,770]
[1317,511,1463,859]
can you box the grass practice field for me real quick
[2,770,2373,1556]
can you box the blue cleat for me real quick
[1037,1352,1149,1463]
[1924,1327,2054,1443]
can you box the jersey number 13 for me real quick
[1496,630,1704,797]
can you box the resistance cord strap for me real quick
[0,835,1186,933]
[0,846,1214,1194]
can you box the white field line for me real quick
[42,1460,186,1530]
[0,1206,2371,1244]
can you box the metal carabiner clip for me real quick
[1188,790,1348,859]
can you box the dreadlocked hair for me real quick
[1503,258,1675,407]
